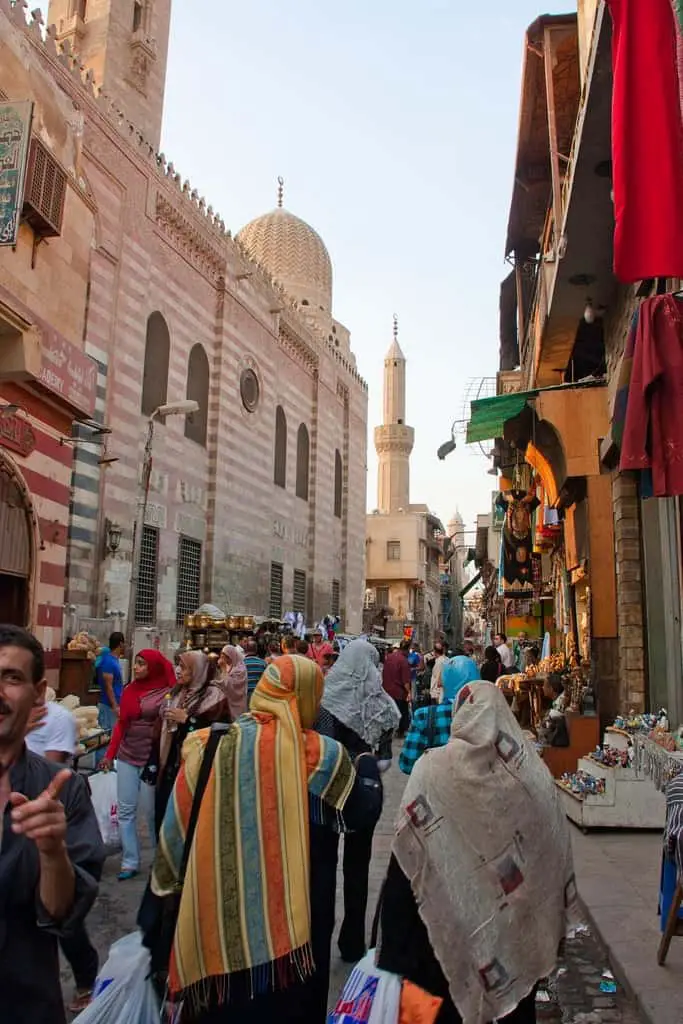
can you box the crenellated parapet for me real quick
[3,0,368,393]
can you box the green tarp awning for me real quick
[459,572,482,599]
[466,390,537,444]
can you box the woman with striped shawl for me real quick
[152,654,383,1023]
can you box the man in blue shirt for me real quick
[95,631,124,737]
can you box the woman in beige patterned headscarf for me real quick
[376,682,577,1024]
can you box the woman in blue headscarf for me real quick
[441,655,481,704]
[399,656,481,775]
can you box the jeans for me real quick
[96,704,118,767]
[60,924,99,991]
[116,758,156,871]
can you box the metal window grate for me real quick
[375,587,389,609]
[135,525,158,625]
[331,580,341,617]
[293,569,306,615]
[387,541,401,561]
[270,562,284,619]
[176,537,202,626]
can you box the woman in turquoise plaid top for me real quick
[399,656,480,775]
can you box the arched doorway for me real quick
[0,455,35,626]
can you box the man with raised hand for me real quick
[0,625,104,1023]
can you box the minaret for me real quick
[374,316,415,513]
[47,0,172,149]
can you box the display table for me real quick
[556,756,666,830]
[59,650,99,706]
[541,713,600,778]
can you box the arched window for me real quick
[296,423,310,501]
[184,343,209,446]
[274,406,287,488]
[334,449,343,519]
[141,312,170,416]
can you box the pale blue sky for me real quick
[42,0,570,536]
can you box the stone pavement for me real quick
[571,828,683,1024]
[63,754,645,1023]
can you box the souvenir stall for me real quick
[555,713,683,831]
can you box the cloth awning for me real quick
[466,391,537,444]
[459,572,482,599]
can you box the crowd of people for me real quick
[0,622,582,1024]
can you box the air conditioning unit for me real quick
[22,137,67,238]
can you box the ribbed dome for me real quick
[236,207,333,313]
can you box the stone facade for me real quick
[603,285,646,711]
[0,2,101,680]
[5,0,368,639]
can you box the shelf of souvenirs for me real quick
[182,602,284,652]
[553,715,682,829]
[499,651,593,734]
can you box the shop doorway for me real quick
[0,460,33,627]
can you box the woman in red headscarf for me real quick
[101,649,175,880]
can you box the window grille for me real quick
[176,537,201,626]
[375,587,390,609]
[293,569,307,615]
[135,525,158,624]
[331,580,341,617]
[387,541,401,561]
[270,562,284,619]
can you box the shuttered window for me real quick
[296,424,310,501]
[331,580,341,618]
[135,525,158,625]
[375,587,390,609]
[141,312,170,416]
[293,569,307,615]
[387,541,401,561]
[334,450,343,519]
[176,537,202,626]
[270,562,284,619]
[274,406,287,488]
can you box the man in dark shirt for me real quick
[382,643,412,737]
[0,625,104,1024]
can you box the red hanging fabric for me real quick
[606,0,683,282]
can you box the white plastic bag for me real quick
[89,770,120,847]
[328,950,401,1024]
[72,932,159,1024]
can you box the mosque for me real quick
[0,0,368,656]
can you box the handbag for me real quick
[138,723,229,977]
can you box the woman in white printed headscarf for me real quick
[376,681,577,1024]
[318,638,399,962]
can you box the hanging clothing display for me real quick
[605,0,683,282]
[619,294,683,497]
[496,489,540,598]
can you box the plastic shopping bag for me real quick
[89,770,120,847]
[328,950,401,1024]
[72,932,159,1024]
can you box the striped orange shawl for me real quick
[152,655,355,1008]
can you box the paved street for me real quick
[63,752,645,1023]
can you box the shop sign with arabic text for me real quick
[38,329,97,417]
[0,101,33,248]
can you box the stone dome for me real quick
[236,206,333,313]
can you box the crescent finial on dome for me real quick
[393,313,399,341]
[277,176,284,208]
